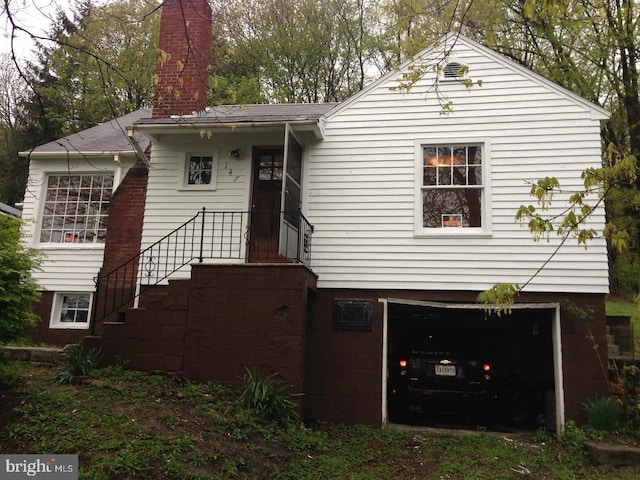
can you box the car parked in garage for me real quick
[388,331,498,422]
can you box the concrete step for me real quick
[586,441,640,466]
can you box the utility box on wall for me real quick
[333,299,374,331]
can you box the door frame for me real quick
[248,146,285,262]
[380,298,564,431]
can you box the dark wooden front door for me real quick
[248,148,284,262]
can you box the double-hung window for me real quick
[417,142,486,233]
[40,174,113,244]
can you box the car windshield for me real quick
[398,333,484,359]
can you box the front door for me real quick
[248,147,284,262]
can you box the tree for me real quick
[16,0,160,143]
[0,53,29,205]
[207,4,265,105]
[0,215,43,343]
[468,0,640,301]
[220,0,384,103]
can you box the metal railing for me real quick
[90,208,313,331]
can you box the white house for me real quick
[21,0,610,429]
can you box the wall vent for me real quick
[443,62,462,78]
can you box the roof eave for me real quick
[133,119,327,139]
[18,150,139,158]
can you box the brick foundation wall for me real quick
[29,292,87,346]
[184,264,316,397]
[304,289,608,427]
[91,264,317,411]
[303,291,384,426]
[88,275,607,428]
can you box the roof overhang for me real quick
[18,150,139,159]
[131,119,327,140]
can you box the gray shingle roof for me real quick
[134,103,340,125]
[0,202,21,217]
[20,103,340,155]
[21,108,152,156]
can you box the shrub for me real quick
[0,358,23,388]
[55,345,104,384]
[238,367,300,425]
[617,365,640,430]
[557,420,588,464]
[584,395,622,432]
[0,215,43,344]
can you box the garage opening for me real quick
[384,299,562,432]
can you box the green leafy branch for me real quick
[479,145,638,314]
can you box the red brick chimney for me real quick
[152,0,212,118]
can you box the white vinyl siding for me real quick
[305,38,609,294]
[139,133,278,278]
[21,156,136,292]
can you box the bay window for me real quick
[40,174,113,244]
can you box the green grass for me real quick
[1,362,640,479]
[606,297,640,355]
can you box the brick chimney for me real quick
[152,0,212,118]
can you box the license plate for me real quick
[435,365,456,376]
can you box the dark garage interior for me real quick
[386,302,557,431]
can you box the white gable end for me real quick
[306,34,609,294]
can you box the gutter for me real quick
[132,119,327,139]
[18,150,138,158]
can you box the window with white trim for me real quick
[182,152,218,189]
[50,293,91,329]
[420,144,483,229]
[40,174,113,244]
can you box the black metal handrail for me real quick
[90,208,314,331]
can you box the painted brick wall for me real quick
[304,289,608,427]
[183,264,317,398]
[29,292,86,346]
[152,0,212,118]
[304,290,385,427]
[87,273,607,428]
[90,264,317,412]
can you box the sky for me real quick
[0,0,74,57]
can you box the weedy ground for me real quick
[1,361,640,479]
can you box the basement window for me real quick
[50,293,92,329]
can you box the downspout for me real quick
[113,154,122,187]
[127,127,151,167]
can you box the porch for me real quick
[91,208,314,332]
[85,263,317,405]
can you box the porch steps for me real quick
[85,278,191,372]
[607,331,620,357]
[606,319,634,360]
[137,279,190,311]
